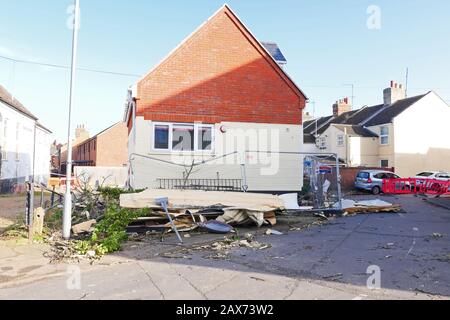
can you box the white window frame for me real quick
[381,159,389,168]
[152,122,215,153]
[317,136,327,150]
[380,126,389,145]
[337,134,344,147]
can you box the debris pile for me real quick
[120,189,284,236]
[192,233,272,260]
[336,199,402,215]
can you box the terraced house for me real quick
[124,5,308,193]
[304,81,450,177]
[0,85,51,193]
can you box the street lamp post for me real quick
[63,0,80,240]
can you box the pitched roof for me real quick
[134,4,307,101]
[304,116,334,134]
[77,122,123,146]
[0,85,38,120]
[261,42,287,63]
[303,93,428,142]
[333,125,379,138]
[36,122,52,133]
[342,104,385,125]
[364,93,428,127]
[303,133,316,144]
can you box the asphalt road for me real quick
[0,194,448,300]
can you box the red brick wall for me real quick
[73,138,97,165]
[96,123,128,167]
[136,6,306,125]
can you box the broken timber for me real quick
[120,189,285,212]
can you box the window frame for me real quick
[152,122,215,153]
[172,123,195,152]
[381,159,389,168]
[337,134,344,147]
[380,126,390,145]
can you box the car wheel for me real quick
[372,186,381,195]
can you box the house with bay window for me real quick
[124,5,308,193]
[303,81,450,178]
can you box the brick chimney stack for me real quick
[383,81,406,106]
[332,97,352,117]
[75,124,90,144]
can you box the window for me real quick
[337,134,344,147]
[357,172,370,180]
[387,173,400,179]
[381,160,389,168]
[154,125,170,150]
[380,126,389,145]
[374,173,388,180]
[198,126,213,151]
[172,124,194,151]
[153,123,214,152]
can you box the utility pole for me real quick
[63,0,80,240]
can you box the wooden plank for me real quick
[120,189,285,212]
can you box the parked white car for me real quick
[413,171,450,181]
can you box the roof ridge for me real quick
[0,84,39,120]
[136,5,307,101]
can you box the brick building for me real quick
[60,122,128,171]
[124,5,308,192]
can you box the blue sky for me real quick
[0,0,449,141]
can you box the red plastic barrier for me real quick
[382,178,450,195]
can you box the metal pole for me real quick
[335,154,343,212]
[28,123,37,228]
[63,0,80,240]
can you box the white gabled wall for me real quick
[393,92,450,177]
[0,101,51,192]
[35,126,52,185]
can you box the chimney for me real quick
[383,80,406,106]
[333,97,352,117]
[75,124,90,143]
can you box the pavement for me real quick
[0,194,449,300]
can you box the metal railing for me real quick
[157,178,243,192]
